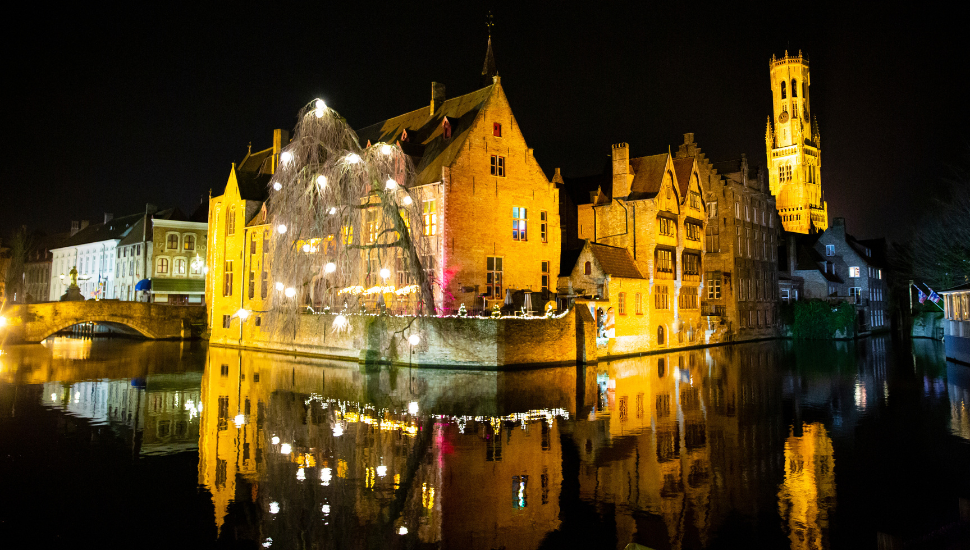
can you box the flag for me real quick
[917,288,927,304]
[926,286,942,304]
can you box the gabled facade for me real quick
[677,133,782,338]
[48,213,142,301]
[569,144,707,351]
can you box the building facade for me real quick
[677,134,782,339]
[765,51,828,234]
[148,218,207,304]
[24,231,69,302]
[48,214,141,301]
[566,144,707,352]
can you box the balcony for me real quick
[702,304,727,317]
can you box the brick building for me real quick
[564,144,707,351]
[676,134,782,339]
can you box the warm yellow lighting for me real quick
[284,287,297,298]
[408,400,419,414]
[302,244,310,252]
[271,436,280,445]
[380,268,391,280]
[234,414,246,427]
[0,317,6,328]
[333,424,344,437]
[376,465,387,477]
[325,262,336,274]
[234,308,250,320]
[277,224,287,234]
[280,443,292,454]
[333,314,348,330]
[385,178,397,190]
[402,195,412,206]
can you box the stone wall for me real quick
[5,301,204,343]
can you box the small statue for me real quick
[520,305,527,316]
[491,304,502,318]
[457,304,468,317]
[69,265,79,286]
[545,303,555,317]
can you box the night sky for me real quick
[4,3,966,243]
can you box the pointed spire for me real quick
[481,12,498,86]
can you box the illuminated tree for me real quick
[265,100,435,334]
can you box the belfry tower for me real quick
[766,51,828,233]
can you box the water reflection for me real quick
[0,335,967,548]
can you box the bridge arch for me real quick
[9,301,204,343]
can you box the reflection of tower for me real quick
[777,422,836,550]
[766,51,828,234]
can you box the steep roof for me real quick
[356,85,495,187]
[559,247,583,277]
[587,241,644,279]
[627,153,669,200]
[56,212,143,248]
[236,166,272,202]
[238,146,274,175]
[794,239,842,283]
[117,208,181,247]
[672,157,694,197]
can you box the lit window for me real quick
[486,256,503,299]
[184,234,196,251]
[635,292,642,314]
[685,222,701,242]
[706,272,721,299]
[655,285,669,309]
[490,155,505,177]
[367,209,379,244]
[223,261,233,296]
[659,217,675,237]
[174,258,186,276]
[423,200,437,236]
[227,206,236,236]
[541,261,549,292]
[513,207,527,241]
[825,244,835,256]
[656,249,673,273]
[167,234,179,250]
[540,211,548,243]
[156,257,169,275]
[849,266,860,278]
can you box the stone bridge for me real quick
[2,301,206,343]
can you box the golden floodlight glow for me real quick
[0,316,6,328]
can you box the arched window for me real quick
[183,234,195,251]
[791,79,797,97]
[584,261,592,275]
[227,206,236,236]
[781,81,787,99]
[167,233,179,250]
[657,325,665,345]
[174,258,186,276]
[156,257,169,275]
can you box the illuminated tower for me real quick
[766,51,828,234]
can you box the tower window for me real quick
[781,81,787,99]
[791,79,798,97]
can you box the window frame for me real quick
[490,155,506,177]
[512,207,527,241]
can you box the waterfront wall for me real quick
[4,301,204,343]
[210,306,600,368]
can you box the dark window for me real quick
[791,79,797,97]
[658,325,665,345]
[781,81,787,99]
[490,155,505,177]
[222,315,231,329]
[584,261,592,275]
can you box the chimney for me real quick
[272,129,290,174]
[71,221,79,235]
[104,213,114,224]
[612,143,633,199]
[740,153,748,185]
[79,220,90,231]
[145,203,158,216]
[431,82,446,115]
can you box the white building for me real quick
[49,214,141,301]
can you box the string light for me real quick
[280,151,293,164]
[346,153,361,164]
[403,195,412,205]
[317,175,327,188]
[325,262,336,273]
[277,224,288,234]
[314,99,326,118]
[273,182,282,191]
[285,287,297,298]
[385,178,397,190]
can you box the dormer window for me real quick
[493,123,502,137]
[442,118,452,139]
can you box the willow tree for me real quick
[265,99,435,335]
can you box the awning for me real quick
[135,279,151,291]
[151,278,205,294]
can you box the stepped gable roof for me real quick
[627,153,669,200]
[57,212,144,248]
[672,156,694,197]
[356,84,495,187]
[587,241,644,279]
[117,208,181,247]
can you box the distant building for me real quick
[48,214,141,301]
[24,230,69,302]
[677,134,782,339]
[780,217,888,332]
[765,51,828,234]
[940,283,970,364]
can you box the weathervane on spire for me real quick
[486,11,494,37]
[482,11,498,85]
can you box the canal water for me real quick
[0,336,967,549]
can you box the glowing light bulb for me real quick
[325,262,336,273]
[398,527,408,535]
[277,224,288,234]
[296,468,306,481]
[402,195,412,205]
[333,424,344,437]
[329,207,337,215]
[302,244,310,252]
[269,502,280,514]
[271,436,280,445]
[51,393,57,402]
[381,144,392,155]
[280,443,292,454]
[314,99,326,117]
[280,151,293,164]
[346,153,361,164]
[333,314,348,329]
[234,414,246,427]
[408,334,420,346]
[321,468,332,482]
[235,308,250,320]
[408,401,419,415]
[385,178,397,190]
[380,268,390,279]
[275,282,284,292]
[376,465,387,477]
[317,175,327,188]
[273,181,282,191]
[322,504,330,514]
[284,287,297,298]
